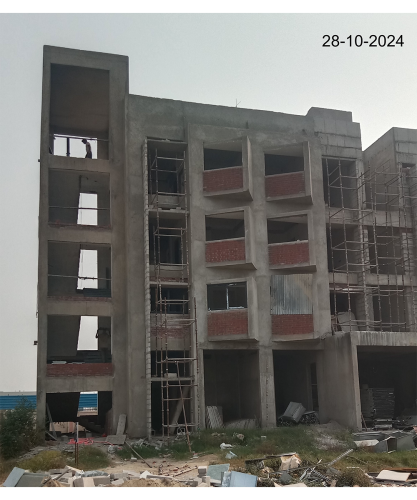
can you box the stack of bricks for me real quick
[203,166,243,193]
[269,241,309,266]
[207,310,248,337]
[46,363,113,377]
[206,238,245,263]
[271,314,313,335]
[265,171,305,198]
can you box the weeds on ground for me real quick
[17,450,66,472]
[0,398,41,459]
[67,446,110,470]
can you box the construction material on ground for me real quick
[221,470,257,487]
[206,406,224,428]
[279,453,301,471]
[282,402,306,423]
[206,464,230,482]
[105,434,126,445]
[376,470,411,482]
[3,467,26,487]
[116,414,127,435]
[224,418,257,429]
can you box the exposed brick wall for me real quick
[151,326,189,338]
[271,314,314,335]
[269,241,309,266]
[265,171,305,198]
[203,167,244,193]
[208,310,248,337]
[47,363,113,377]
[206,238,246,263]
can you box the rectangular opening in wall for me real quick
[46,391,112,437]
[147,141,186,204]
[322,158,357,208]
[207,282,247,311]
[358,347,417,426]
[265,143,304,176]
[273,351,318,416]
[204,143,242,171]
[78,250,98,290]
[150,286,189,314]
[49,170,110,227]
[203,350,260,424]
[149,219,183,265]
[47,315,111,363]
[48,242,111,298]
[49,64,109,159]
[267,215,308,244]
[206,212,244,241]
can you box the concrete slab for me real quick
[221,471,257,487]
[116,413,127,435]
[93,476,111,486]
[16,473,48,487]
[106,434,126,445]
[206,463,230,481]
[377,470,410,482]
[3,467,25,487]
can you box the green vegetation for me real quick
[0,398,41,460]
[66,446,110,470]
[18,450,65,472]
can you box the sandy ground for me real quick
[101,450,219,481]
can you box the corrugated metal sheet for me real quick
[270,274,313,315]
[0,395,36,410]
[0,393,98,410]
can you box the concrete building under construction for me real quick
[36,45,417,438]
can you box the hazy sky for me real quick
[1,13,417,391]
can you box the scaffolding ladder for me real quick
[146,142,199,449]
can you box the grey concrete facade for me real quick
[37,46,417,437]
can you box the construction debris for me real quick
[277,402,319,426]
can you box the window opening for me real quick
[207,282,247,311]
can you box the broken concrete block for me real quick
[202,475,211,484]
[73,478,84,487]
[93,476,111,486]
[82,477,95,487]
[189,478,202,487]
[139,470,151,479]
[197,482,209,487]
[110,472,129,479]
[130,457,137,462]
[198,466,207,476]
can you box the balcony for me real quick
[203,138,252,199]
[264,142,311,202]
[267,215,311,269]
[205,211,252,267]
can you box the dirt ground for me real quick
[102,452,219,481]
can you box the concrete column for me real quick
[320,333,361,429]
[258,347,276,428]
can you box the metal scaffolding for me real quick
[145,141,199,448]
[325,157,417,333]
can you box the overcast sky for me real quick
[1,13,417,391]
